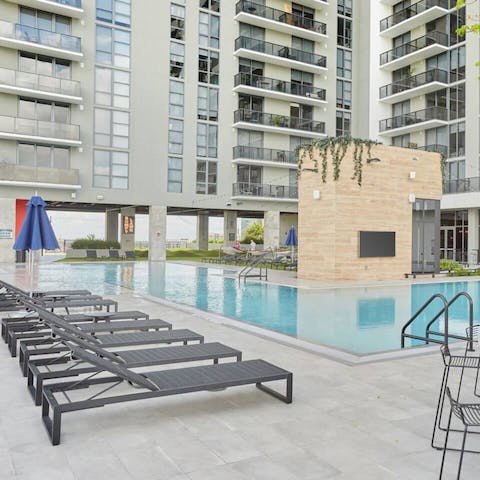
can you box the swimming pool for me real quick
[14,262,479,354]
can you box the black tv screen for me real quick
[359,231,396,257]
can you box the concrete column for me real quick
[223,210,237,247]
[105,210,119,243]
[197,213,209,250]
[148,205,167,262]
[0,198,16,263]
[264,211,281,250]
[120,206,135,251]
[468,208,479,264]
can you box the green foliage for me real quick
[71,238,120,249]
[440,260,462,272]
[241,222,264,244]
[208,238,224,243]
[135,248,148,258]
[440,259,480,276]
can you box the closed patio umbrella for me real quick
[284,225,298,261]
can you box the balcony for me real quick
[232,182,298,201]
[5,0,83,18]
[233,146,297,169]
[444,177,480,194]
[292,0,328,9]
[233,73,326,106]
[379,106,448,136]
[380,32,449,71]
[234,36,327,74]
[235,0,327,42]
[416,144,448,157]
[0,20,83,61]
[234,109,326,137]
[0,164,81,189]
[0,67,82,103]
[380,0,450,38]
[0,116,81,146]
[379,68,448,103]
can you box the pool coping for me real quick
[139,292,449,366]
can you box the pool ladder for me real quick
[238,252,270,284]
[401,292,475,351]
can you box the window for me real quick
[96,0,131,27]
[95,67,130,108]
[449,122,465,157]
[168,118,183,154]
[336,111,351,137]
[18,52,71,78]
[96,26,130,68]
[20,7,71,34]
[237,165,262,184]
[337,0,352,17]
[196,160,217,194]
[238,129,263,147]
[169,80,184,117]
[198,48,219,84]
[239,58,264,76]
[449,84,465,120]
[336,80,351,109]
[197,85,218,121]
[337,18,352,48]
[17,143,69,168]
[446,160,465,182]
[292,36,314,53]
[170,41,185,78]
[199,0,220,13]
[337,48,352,79]
[426,126,448,149]
[450,45,466,82]
[392,134,410,148]
[171,4,185,40]
[168,156,183,192]
[18,98,69,123]
[94,108,129,148]
[199,12,219,48]
[93,150,129,189]
[239,23,265,40]
[238,94,263,112]
[197,123,217,157]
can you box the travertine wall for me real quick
[298,144,442,281]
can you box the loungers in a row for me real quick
[0,280,293,446]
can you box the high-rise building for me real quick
[0,0,477,263]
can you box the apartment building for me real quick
[0,0,477,264]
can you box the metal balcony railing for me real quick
[234,72,326,100]
[233,146,296,164]
[0,20,81,52]
[233,182,298,199]
[0,115,80,141]
[380,31,448,65]
[236,0,327,35]
[0,67,81,97]
[444,177,480,194]
[380,0,450,31]
[416,144,448,157]
[379,68,448,98]
[235,36,327,68]
[379,106,448,132]
[234,109,326,134]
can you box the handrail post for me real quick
[468,296,474,352]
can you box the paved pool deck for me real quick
[1,263,479,479]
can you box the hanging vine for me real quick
[295,137,378,186]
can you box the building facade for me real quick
[0,0,477,263]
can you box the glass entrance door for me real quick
[440,227,455,260]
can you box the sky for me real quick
[48,211,225,242]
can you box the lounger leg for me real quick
[439,409,453,479]
[456,427,468,480]
[42,391,62,446]
[256,373,293,404]
[432,366,449,449]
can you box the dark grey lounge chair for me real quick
[108,250,120,259]
[124,250,136,259]
[41,341,292,445]
[86,250,97,259]
[28,327,241,405]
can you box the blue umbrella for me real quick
[285,226,298,247]
[13,196,59,251]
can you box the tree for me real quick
[456,0,479,37]
[241,222,264,244]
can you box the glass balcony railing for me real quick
[379,106,448,131]
[379,68,448,98]
[0,115,80,141]
[444,177,480,194]
[234,72,326,100]
[233,146,296,165]
[380,31,448,65]
[380,0,450,31]
[233,182,298,199]
[236,0,327,35]
[52,0,82,7]
[0,67,81,98]
[234,109,326,134]
[0,20,81,52]
[416,144,448,157]
[235,36,327,68]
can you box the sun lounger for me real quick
[41,340,292,445]
[86,250,97,259]
[108,250,120,259]
[27,327,241,405]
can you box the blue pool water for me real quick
[14,262,480,354]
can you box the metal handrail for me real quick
[233,146,296,164]
[379,68,448,98]
[401,293,448,348]
[238,252,271,283]
[425,292,475,351]
[379,106,448,132]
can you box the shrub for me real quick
[135,248,148,258]
[71,238,120,249]
[241,222,264,244]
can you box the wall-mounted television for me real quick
[359,231,395,257]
